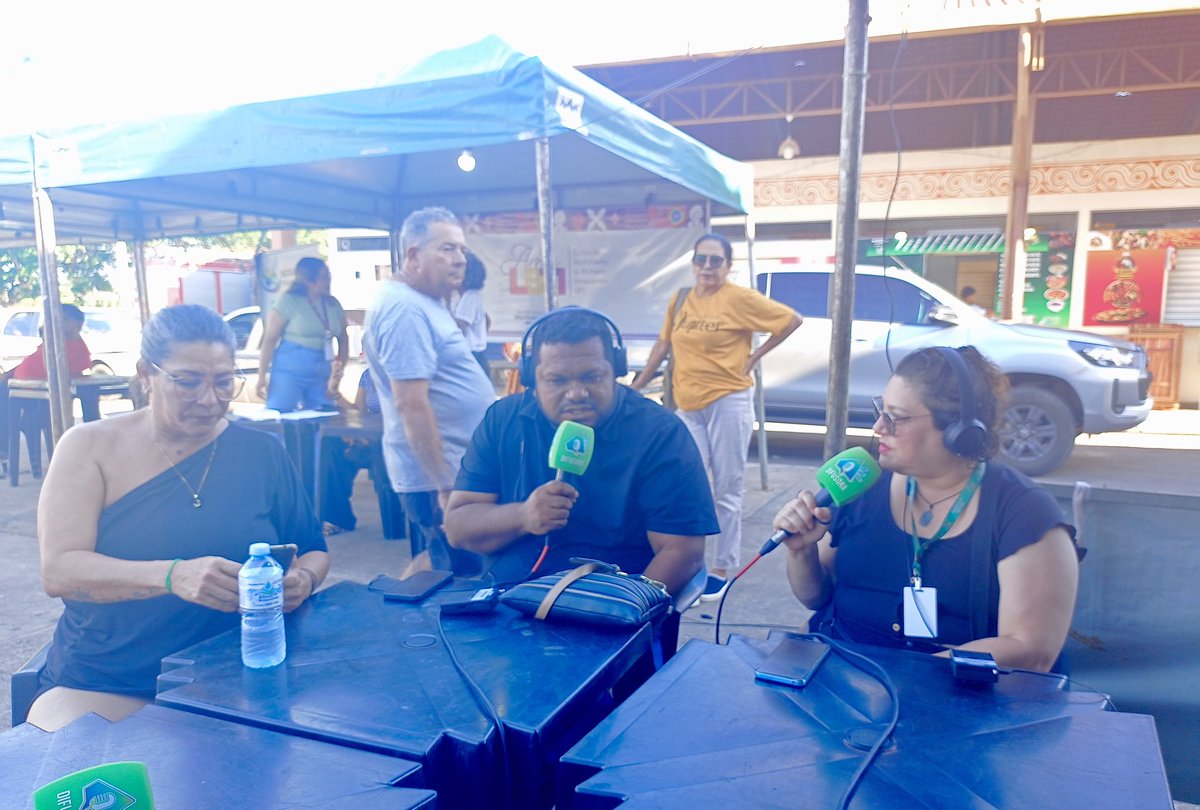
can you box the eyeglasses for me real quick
[691,254,727,269]
[872,396,932,435]
[150,361,246,402]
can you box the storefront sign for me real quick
[1082,248,1171,326]
[1022,233,1074,328]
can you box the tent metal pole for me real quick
[132,240,151,325]
[745,213,770,490]
[825,0,870,463]
[29,138,73,440]
[535,137,556,312]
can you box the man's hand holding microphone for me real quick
[520,480,579,535]
[522,420,594,573]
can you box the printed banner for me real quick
[255,243,323,316]
[463,205,707,342]
[1082,248,1171,326]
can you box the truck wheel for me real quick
[997,386,1077,477]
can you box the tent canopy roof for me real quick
[0,35,750,246]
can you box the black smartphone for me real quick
[754,635,831,688]
[439,587,499,615]
[371,570,453,603]
[269,543,298,570]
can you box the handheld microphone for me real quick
[530,420,595,576]
[548,419,595,479]
[759,446,882,556]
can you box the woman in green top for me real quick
[256,257,349,411]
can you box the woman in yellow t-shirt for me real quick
[631,233,802,601]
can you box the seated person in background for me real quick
[444,307,718,599]
[771,346,1081,673]
[28,304,328,732]
[5,304,92,381]
[321,369,385,535]
[1,304,92,471]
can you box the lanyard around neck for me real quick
[307,296,331,335]
[907,461,986,585]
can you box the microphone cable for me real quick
[713,555,764,645]
[803,633,900,810]
[433,606,511,810]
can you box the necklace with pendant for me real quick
[156,438,219,509]
[913,485,962,527]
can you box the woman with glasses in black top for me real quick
[29,304,328,731]
[772,346,1082,672]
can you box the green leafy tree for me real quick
[0,229,327,307]
[160,229,327,255]
[0,244,114,307]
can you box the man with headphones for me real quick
[364,207,495,574]
[443,307,718,597]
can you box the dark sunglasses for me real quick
[692,254,727,269]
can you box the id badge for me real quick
[324,340,335,361]
[903,585,938,638]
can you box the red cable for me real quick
[528,540,550,576]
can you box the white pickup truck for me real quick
[753,265,1153,476]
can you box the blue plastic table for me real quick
[0,704,434,808]
[157,580,656,808]
[560,633,1174,808]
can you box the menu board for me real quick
[1022,232,1074,328]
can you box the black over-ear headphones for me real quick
[933,346,989,459]
[518,306,628,388]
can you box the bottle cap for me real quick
[249,542,271,557]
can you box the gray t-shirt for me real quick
[364,280,494,492]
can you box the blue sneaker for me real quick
[698,574,729,603]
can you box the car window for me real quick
[84,313,115,334]
[226,312,259,350]
[760,273,829,318]
[854,276,939,324]
[3,312,39,337]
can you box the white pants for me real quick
[678,387,754,573]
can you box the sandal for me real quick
[322,522,347,536]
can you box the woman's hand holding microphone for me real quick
[771,490,833,554]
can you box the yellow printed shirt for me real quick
[661,284,798,412]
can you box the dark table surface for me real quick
[0,704,434,809]
[157,579,657,809]
[560,632,1174,809]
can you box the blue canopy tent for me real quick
[0,35,752,438]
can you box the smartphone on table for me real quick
[370,570,453,603]
[269,543,298,570]
[754,635,831,688]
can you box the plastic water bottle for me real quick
[239,542,286,668]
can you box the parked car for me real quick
[0,305,142,377]
[752,265,1152,476]
[224,305,367,405]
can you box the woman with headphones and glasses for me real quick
[631,232,802,602]
[772,346,1083,673]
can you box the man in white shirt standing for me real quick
[365,207,495,573]
[454,252,492,374]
